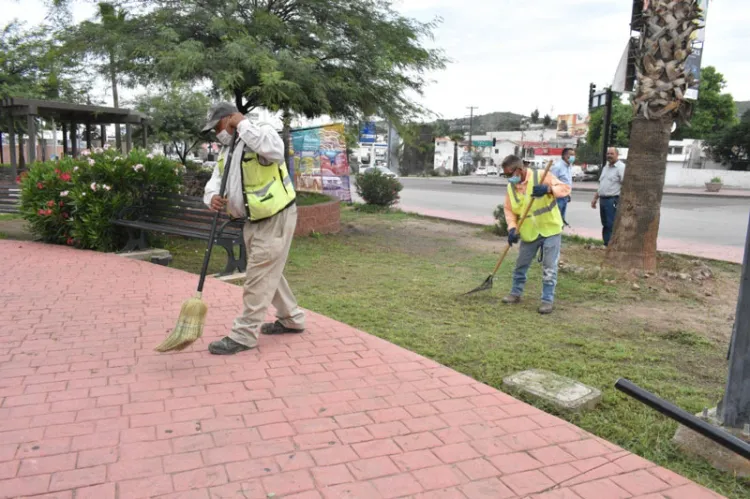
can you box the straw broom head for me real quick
[154,293,207,352]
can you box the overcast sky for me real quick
[4,0,748,121]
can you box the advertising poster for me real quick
[290,123,352,202]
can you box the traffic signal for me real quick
[588,83,596,110]
[492,138,497,147]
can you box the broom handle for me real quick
[490,159,555,276]
[197,129,240,293]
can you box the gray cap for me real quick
[201,102,239,133]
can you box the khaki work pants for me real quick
[229,205,305,348]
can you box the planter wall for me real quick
[705,182,723,193]
[295,198,341,236]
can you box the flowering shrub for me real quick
[19,146,182,251]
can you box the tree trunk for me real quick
[19,135,25,169]
[282,110,292,167]
[452,142,459,176]
[110,54,122,153]
[605,115,672,272]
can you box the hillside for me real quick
[436,111,529,134]
[735,101,750,118]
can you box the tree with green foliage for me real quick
[586,95,633,151]
[673,66,737,140]
[1,21,85,165]
[530,109,539,124]
[122,0,445,127]
[707,110,750,170]
[135,87,211,164]
[543,114,552,128]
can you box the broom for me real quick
[155,129,239,352]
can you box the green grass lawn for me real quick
[165,205,746,497]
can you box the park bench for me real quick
[0,182,21,214]
[113,192,246,276]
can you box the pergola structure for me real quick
[0,97,150,178]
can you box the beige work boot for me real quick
[538,302,554,314]
[502,295,521,304]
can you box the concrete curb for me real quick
[399,208,742,265]
[450,180,750,199]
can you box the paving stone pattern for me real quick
[0,240,724,498]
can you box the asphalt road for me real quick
[382,178,750,249]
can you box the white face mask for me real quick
[216,130,233,146]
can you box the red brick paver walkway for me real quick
[0,241,723,498]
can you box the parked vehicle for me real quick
[363,165,399,178]
[475,165,488,176]
[487,166,498,176]
[571,165,585,182]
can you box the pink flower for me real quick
[60,191,69,197]
[102,184,111,191]
[132,164,144,172]
[37,182,44,189]
[59,201,64,207]
[66,237,74,245]
[37,209,45,215]
[94,147,103,154]
[88,159,96,166]
[103,143,111,150]
[90,183,98,191]
[60,173,71,182]
[15,176,21,184]
[80,149,90,157]
[46,200,55,207]
[62,212,69,219]
[146,153,154,159]
[44,209,53,216]
[55,168,61,174]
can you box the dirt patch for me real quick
[0,219,34,241]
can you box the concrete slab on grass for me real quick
[116,248,172,262]
[503,368,602,411]
[673,407,750,477]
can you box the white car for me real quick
[475,166,488,176]
[363,165,399,178]
[487,166,498,176]
[571,165,585,182]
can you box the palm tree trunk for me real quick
[282,110,292,167]
[110,54,122,152]
[452,142,459,176]
[605,115,672,271]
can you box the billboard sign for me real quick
[684,0,709,100]
[359,121,377,143]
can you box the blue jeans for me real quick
[556,197,570,227]
[510,234,562,304]
[599,196,619,246]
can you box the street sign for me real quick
[472,140,493,147]
[359,122,377,143]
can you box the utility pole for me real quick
[598,87,613,180]
[719,213,750,428]
[467,106,478,164]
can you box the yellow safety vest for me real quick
[507,169,563,242]
[218,150,296,223]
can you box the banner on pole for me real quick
[289,123,352,202]
[684,0,709,100]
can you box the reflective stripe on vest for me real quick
[506,168,563,242]
[218,150,296,222]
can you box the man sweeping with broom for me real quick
[200,103,305,355]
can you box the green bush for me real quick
[354,169,403,207]
[492,203,509,236]
[19,146,182,251]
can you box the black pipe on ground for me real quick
[615,378,750,461]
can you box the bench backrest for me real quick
[0,182,20,213]
[143,193,243,238]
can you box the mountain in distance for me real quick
[735,101,750,118]
[372,111,556,137]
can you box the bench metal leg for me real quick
[122,228,148,252]
[217,240,244,276]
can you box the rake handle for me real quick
[490,159,555,277]
[197,129,240,293]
